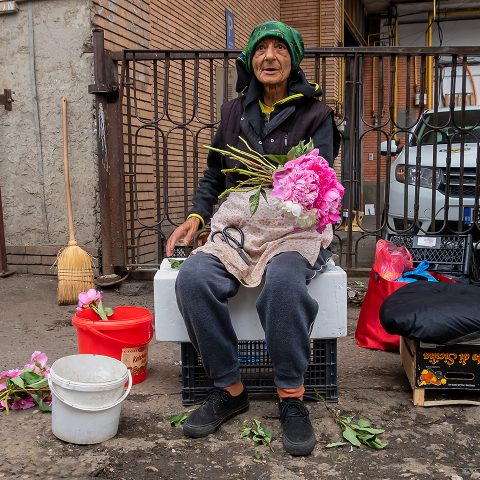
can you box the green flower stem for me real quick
[218,184,267,199]
[221,168,271,180]
[227,144,277,169]
[205,145,274,174]
[232,140,277,170]
[208,149,272,175]
[1,386,50,399]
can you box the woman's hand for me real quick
[165,217,201,257]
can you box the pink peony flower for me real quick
[0,369,22,379]
[24,351,48,371]
[273,166,319,208]
[0,381,6,391]
[78,289,102,308]
[10,396,36,410]
[0,399,8,411]
[272,150,344,233]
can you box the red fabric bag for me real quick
[355,270,455,351]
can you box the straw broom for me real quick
[57,97,94,305]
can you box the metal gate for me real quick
[90,30,480,275]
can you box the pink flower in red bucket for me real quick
[76,289,113,321]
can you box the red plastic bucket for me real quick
[72,306,154,385]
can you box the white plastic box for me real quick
[154,258,347,342]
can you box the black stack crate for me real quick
[387,234,472,276]
[180,339,338,406]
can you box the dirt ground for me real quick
[1,273,480,480]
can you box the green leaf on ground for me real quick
[21,371,44,386]
[10,376,24,388]
[30,393,52,413]
[343,426,362,446]
[315,389,387,450]
[169,411,190,427]
[326,441,348,448]
[357,418,371,428]
[240,419,274,452]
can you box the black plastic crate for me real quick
[181,339,337,406]
[386,234,472,275]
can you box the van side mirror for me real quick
[380,140,399,156]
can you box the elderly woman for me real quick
[166,20,340,456]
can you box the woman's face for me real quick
[252,37,292,89]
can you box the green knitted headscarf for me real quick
[238,20,304,74]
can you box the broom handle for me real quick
[62,97,76,243]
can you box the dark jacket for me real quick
[188,74,340,225]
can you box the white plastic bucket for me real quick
[48,354,132,444]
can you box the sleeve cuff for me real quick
[187,213,205,230]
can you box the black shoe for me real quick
[279,398,316,456]
[183,387,249,438]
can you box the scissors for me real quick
[210,226,251,266]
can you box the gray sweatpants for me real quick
[175,251,330,389]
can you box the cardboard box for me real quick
[400,337,480,406]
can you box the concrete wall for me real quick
[0,0,98,253]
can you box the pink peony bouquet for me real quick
[206,138,344,233]
[0,351,52,413]
[76,288,113,321]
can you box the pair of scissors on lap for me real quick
[210,226,251,266]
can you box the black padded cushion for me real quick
[380,281,480,344]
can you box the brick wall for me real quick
[6,245,99,276]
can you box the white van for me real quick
[387,106,480,234]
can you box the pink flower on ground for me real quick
[24,351,48,372]
[0,369,22,379]
[0,381,6,391]
[78,289,102,308]
[10,396,36,410]
[0,399,9,411]
[43,394,52,406]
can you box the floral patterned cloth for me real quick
[192,190,333,287]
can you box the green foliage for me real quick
[1,368,51,414]
[249,188,261,215]
[168,259,185,269]
[169,411,191,427]
[254,450,267,461]
[29,392,52,412]
[240,419,274,453]
[316,391,387,450]
[265,153,288,165]
[286,138,315,161]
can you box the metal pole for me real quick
[89,28,127,277]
